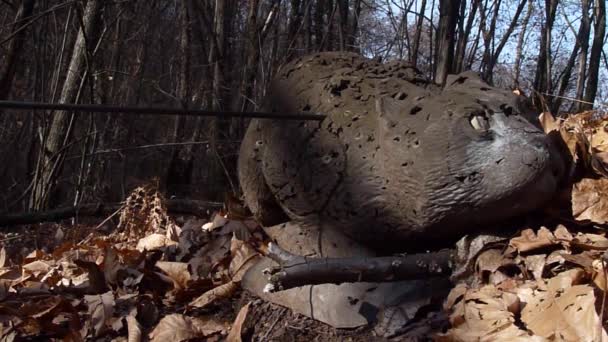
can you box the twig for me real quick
[259,307,285,341]
[601,253,608,340]
[77,205,124,245]
[262,243,454,292]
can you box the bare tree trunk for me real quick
[482,0,527,83]
[434,0,461,85]
[239,0,279,112]
[574,0,591,112]
[479,0,500,80]
[513,0,533,88]
[453,0,478,73]
[287,0,303,56]
[347,0,361,51]
[314,0,325,49]
[166,0,194,197]
[582,0,606,110]
[31,0,103,210]
[410,0,426,67]
[0,0,36,100]
[533,0,558,108]
[551,0,591,113]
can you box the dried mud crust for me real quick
[237,292,389,342]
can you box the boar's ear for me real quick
[376,96,404,121]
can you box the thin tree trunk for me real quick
[31,0,103,210]
[337,0,348,50]
[513,0,533,88]
[314,0,325,49]
[582,0,605,110]
[287,0,303,56]
[533,0,558,107]
[551,0,591,113]
[347,0,361,51]
[479,0,500,82]
[434,0,461,85]
[166,0,194,197]
[410,0,426,67]
[0,0,36,100]
[574,0,591,112]
[483,0,527,83]
[239,0,280,112]
[454,0,479,73]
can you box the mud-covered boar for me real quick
[239,52,564,248]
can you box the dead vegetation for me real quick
[3,110,608,340]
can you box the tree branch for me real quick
[262,243,455,292]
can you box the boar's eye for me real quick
[469,112,490,132]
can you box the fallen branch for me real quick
[0,199,223,226]
[262,243,455,292]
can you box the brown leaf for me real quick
[592,259,608,291]
[149,314,227,341]
[84,291,115,338]
[509,227,556,253]
[103,247,122,285]
[570,232,608,250]
[439,285,532,341]
[74,260,107,293]
[226,303,250,342]
[561,251,596,272]
[0,247,6,268]
[520,279,607,341]
[126,315,142,342]
[24,250,44,262]
[21,260,52,278]
[136,234,175,252]
[539,111,560,134]
[189,281,238,308]
[572,178,608,224]
[155,261,191,290]
[229,238,260,282]
[523,254,547,281]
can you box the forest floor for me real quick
[2,111,608,341]
[0,207,385,341]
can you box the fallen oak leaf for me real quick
[509,227,556,253]
[438,285,533,341]
[126,315,142,342]
[572,178,608,225]
[570,232,608,250]
[136,233,175,252]
[149,314,228,341]
[155,261,191,290]
[520,283,607,341]
[189,281,238,309]
[84,291,115,338]
[226,302,251,342]
[0,247,6,268]
[74,260,108,294]
[229,238,260,282]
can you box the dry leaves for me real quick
[0,185,264,341]
[443,226,608,341]
[148,314,228,341]
[541,111,608,224]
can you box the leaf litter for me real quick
[3,111,608,340]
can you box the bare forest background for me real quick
[0,0,606,214]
